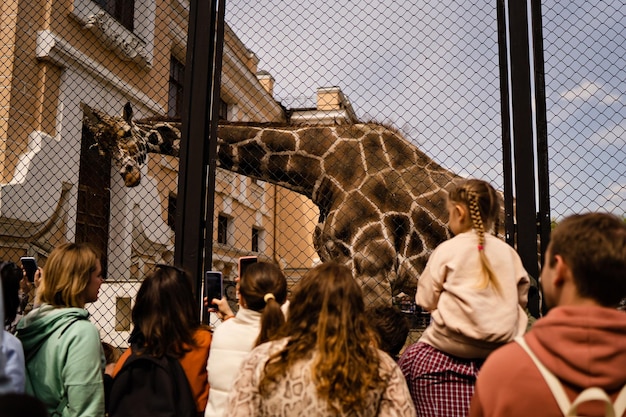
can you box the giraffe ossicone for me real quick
[82,102,463,306]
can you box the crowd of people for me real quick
[0,178,624,417]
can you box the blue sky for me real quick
[226,0,625,219]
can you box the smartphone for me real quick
[238,256,258,278]
[20,257,38,283]
[204,271,223,308]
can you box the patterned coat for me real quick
[225,338,415,417]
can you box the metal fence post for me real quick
[175,0,226,306]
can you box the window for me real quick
[219,99,228,120]
[115,297,132,331]
[168,57,185,118]
[95,0,135,31]
[252,227,261,252]
[217,214,229,245]
[167,193,177,231]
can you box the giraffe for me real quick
[82,102,462,306]
[81,102,181,187]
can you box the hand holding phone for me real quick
[204,271,223,309]
[20,257,38,283]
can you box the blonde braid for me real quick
[468,192,502,294]
[468,193,485,249]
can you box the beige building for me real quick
[0,0,356,345]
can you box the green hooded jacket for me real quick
[16,304,105,417]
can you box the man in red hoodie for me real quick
[469,212,626,417]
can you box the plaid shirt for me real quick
[399,342,484,417]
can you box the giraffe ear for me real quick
[123,102,133,123]
[81,103,98,125]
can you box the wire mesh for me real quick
[541,0,625,219]
[1,1,623,348]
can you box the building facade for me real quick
[0,0,356,345]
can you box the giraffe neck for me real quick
[216,124,336,204]
[133,121,458,225]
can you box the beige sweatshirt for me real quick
[417,231,529,359]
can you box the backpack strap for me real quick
[515,336,626,417]
[515,336,572,415]
[612,383,626,417]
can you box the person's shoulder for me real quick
[480,339,528,379]
[1,330,24,356]
[484,234,520,253]
[60,314,100,345]
[237,338,285,373]
[426,236,460,262]
[249,337,287,358]
[193,326,213,347]
[376,348,402,373]
[436,232,476,253]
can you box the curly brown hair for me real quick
[259,262,387,414]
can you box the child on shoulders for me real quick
[399,178,530,417]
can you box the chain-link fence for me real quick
[1,1,623,348]
[541,0,625,219]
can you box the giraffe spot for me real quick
[313,177,342,221]
[218,126,263,143]
[381,131,418,170]
[331,191,379,242]
[238,142,266,177]
[217,144,234,170]
[267,155,322,196]
[353,222,384,246]
[361,132,388,172]
[287,155,322,194]
[412,209,449,249]
[383,213,411,253]
[406,231,425,257]
[360,172,412,212]
[415,190,449,222]
[324,141,365,189]
[266,155,289,182]
[260,130,296,152]
[335,124,370,139]
[298,127,336,156]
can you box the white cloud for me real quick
[561,80,622,104]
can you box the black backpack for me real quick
[107,349,197,417]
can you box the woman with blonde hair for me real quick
[17,242,105,417]
[225,262,415,416]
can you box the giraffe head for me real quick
[82,102,147,187]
